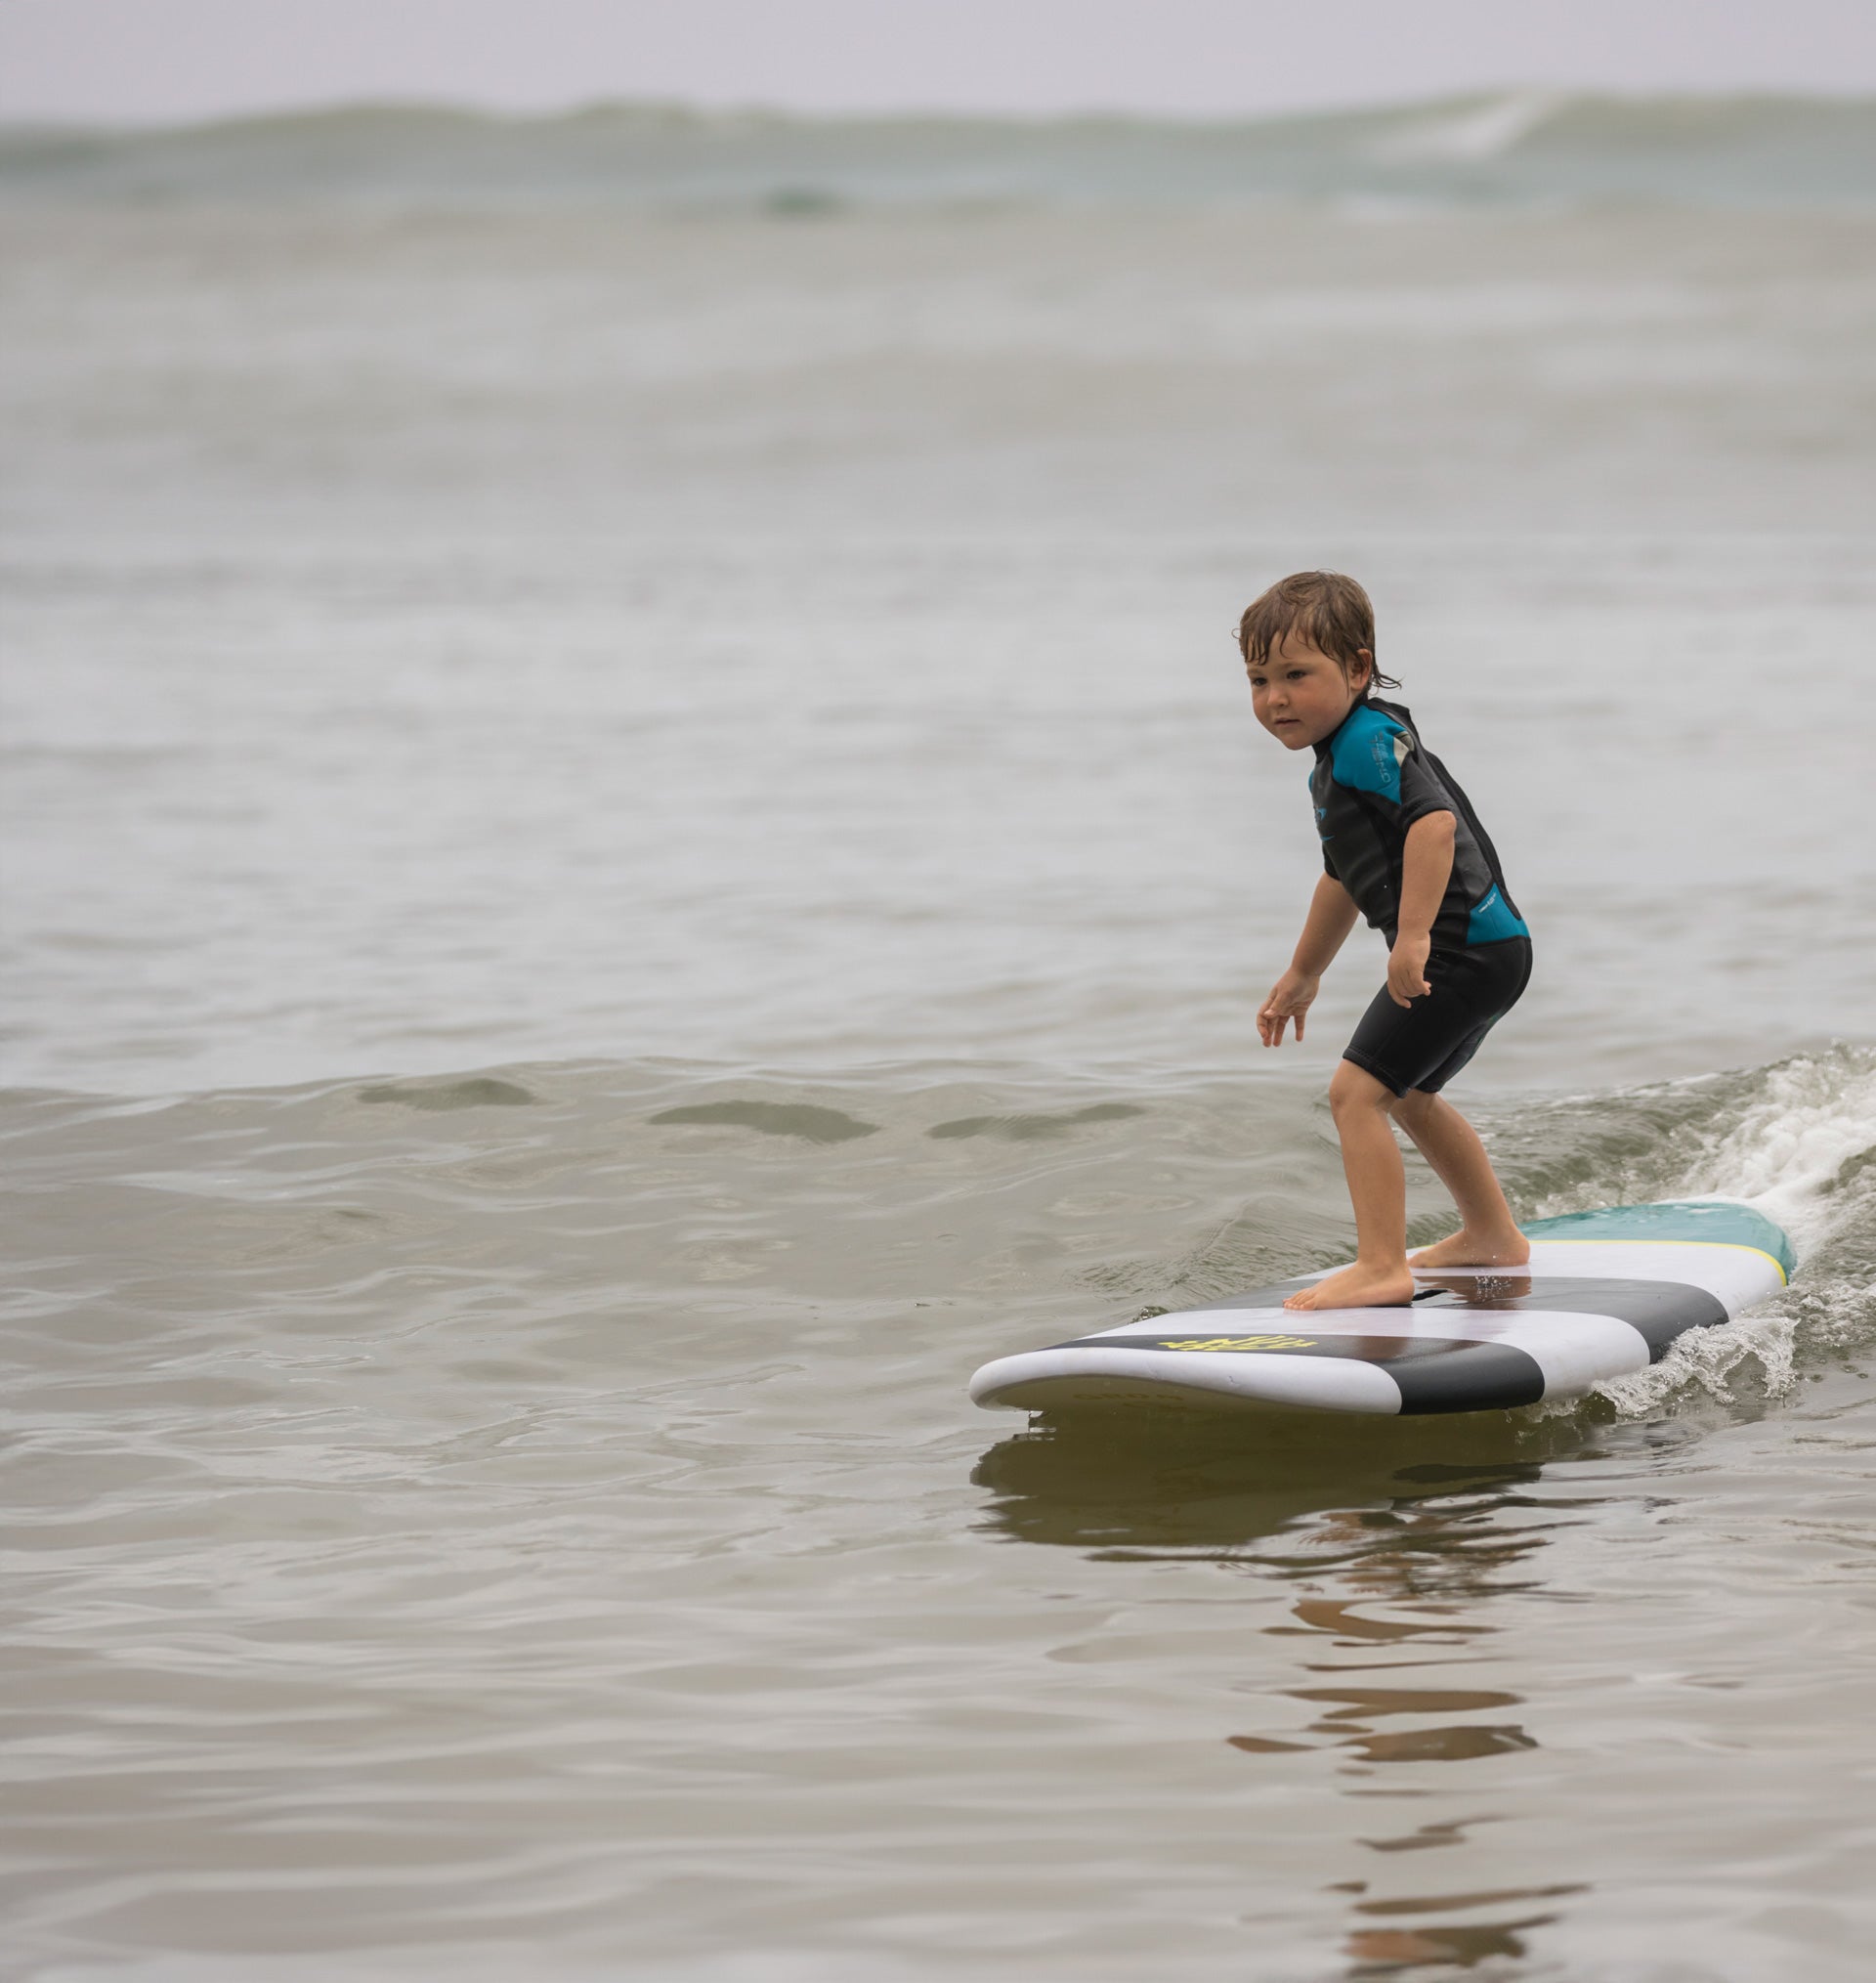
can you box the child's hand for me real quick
[1387,933,1432,1008]
[1258,970,1320,1047]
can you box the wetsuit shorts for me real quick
[1342,936,1533,1098]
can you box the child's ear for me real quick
[1351,648,1375,693]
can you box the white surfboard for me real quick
[968,1200,1794,1418]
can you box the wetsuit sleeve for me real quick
[1392,735,1461,833]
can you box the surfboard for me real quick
[967,1200,1794,1418]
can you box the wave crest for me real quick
[4,91,1873,213]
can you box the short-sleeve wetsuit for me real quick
[1311,697,1532,1096]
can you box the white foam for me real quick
[1682,1047,1876,1255]
[1570,1049,1876,1419]
[1591,1308,1799,1415]
[1369,91,1564,165]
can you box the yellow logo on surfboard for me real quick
[1160,1333,1318,1353]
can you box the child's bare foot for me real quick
[1284,1261,1416,1311]
[1408,1229,1530,1270]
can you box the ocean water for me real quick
[5,100,1876,1981]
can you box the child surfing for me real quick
[1243,572,1533,1313]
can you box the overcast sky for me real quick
[3,0,1873,124]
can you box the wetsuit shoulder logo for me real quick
[1330,705,1408,803]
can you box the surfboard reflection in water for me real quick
[975,1417,1612,1976]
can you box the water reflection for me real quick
[1278,1598,1494,1647]
[973,1405,1608,1977]
[1300,1685,1519,1729]
[1343,1889,1580,1975]
[971,1407,1585,1558]
[1230,1678,1537,1769]
[1358,1817,1498,1855]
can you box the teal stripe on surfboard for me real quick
[1524,1199,1795,1280]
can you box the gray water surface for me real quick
[5,120,1876,1982]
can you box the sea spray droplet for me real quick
[649,1101,879,1143]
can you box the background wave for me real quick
[4,91,1875,212]
[10,1043,1872,1421]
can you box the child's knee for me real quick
[1329,1059,1396,1117]
[1389,1086,1442,1130]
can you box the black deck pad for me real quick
[1158,1274,1727,1360]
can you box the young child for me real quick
[1241,571,1533,1313]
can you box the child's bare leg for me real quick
[1286,1061,1416,1311]
[1391,1089,1529,1269]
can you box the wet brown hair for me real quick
[1237,571,1400,695]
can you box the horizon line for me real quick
[6,81,1876,137]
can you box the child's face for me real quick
[1245,633,1372,750]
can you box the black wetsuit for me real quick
[1311,697,1532,1096]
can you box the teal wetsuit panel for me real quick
[1310,697,1529,951]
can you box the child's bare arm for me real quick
[1387,811,1457,1008]
[1258,875,1359,1047]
